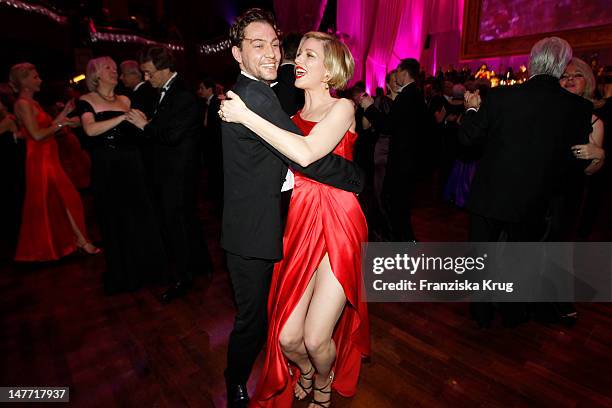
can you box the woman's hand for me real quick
[0,115,18,134]
[219,91,250,124]
[358,93,374,109]
[63,117,81,128]
[125,109,148,129]
[571,143,605,161]
[58,99,75,120]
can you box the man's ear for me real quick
[231,46,242,65]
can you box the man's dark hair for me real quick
[398,58,420,82]
[229,8,278,48]
[138,45,176,71]
[281,32,302,61]
[199,77,216,90]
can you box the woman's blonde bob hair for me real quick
[8,62,37,92]
[86,56,116,92]
[564,57,596,101]
[300,32,354,90]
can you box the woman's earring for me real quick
[324,82,329,90]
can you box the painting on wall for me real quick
[461,0,612,59]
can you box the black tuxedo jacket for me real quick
[221,74,363,260]
[202,95,223,170]
[206,95,222,129]
[458,74,592,223]
[130,81,158,119]
[273,63,304,117]
[145,76,200,181]
[204,95,222,141]
[363,82,429,182]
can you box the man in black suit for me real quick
[128,46,212,303]
[272,32,304,116]
[221,9,363,407]
[120,60,159,194]
[458,37,592,327]
[119,60,157,118]
[197,78,223,210]
[360,58,429,242]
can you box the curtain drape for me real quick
[337,0,466,91]
[273,0,328,35]
[336,0,379,87]
[364,0,405,93]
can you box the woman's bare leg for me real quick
[304,253,346,407]
[66,209,98,253]
[278,271,317,399]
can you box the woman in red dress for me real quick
[10,63,99,261]
[221,32,369,407]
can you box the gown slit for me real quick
[252,113,370,407]
[15,102,88,261]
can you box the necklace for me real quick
[96,91,116,102]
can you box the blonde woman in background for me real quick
[10,62,99,261]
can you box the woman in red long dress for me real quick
[221,32,369,408]
[10,63,99,261]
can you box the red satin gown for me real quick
[252,113,370,407]
[15,101,89,261]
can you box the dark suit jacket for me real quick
[144,76,200,184]
[202,95,223,172]
[364,82,429,183]
[204,94,222,136]
[221,74,363,260]
[130,81,158,119]
[273,63,304,117]
[458,74,592,223]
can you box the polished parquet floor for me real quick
[1,180,611,408]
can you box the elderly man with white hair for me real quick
[119,60,157,119]
[458,37,593,328]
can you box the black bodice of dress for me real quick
[76,100,140,149]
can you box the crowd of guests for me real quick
[1,47,220,299]
[0,9,610,406]
[338,52,610,244]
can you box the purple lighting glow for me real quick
[338,0,430,92]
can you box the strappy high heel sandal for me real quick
[77,241,102,255]
[311,371,334,408]
[294,364,314,400]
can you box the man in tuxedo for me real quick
[458,37,592,327]
[272,32,304,116]
[119,60,157,118]
[128,46,212,303]
[221,9,363,407]
[360,58,429,242]
[119,60,159,194]
[197,78,223,210]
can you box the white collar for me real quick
[397,80,414,93]
[241,70,259,82]
[161,72,178,91]
[133,81,145,91]
[241,70,275,87]
[206,94,214,104]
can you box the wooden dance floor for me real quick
[1,188,611,407]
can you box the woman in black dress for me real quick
[78,56,166,294]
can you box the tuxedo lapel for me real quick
[155,76,179,115]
